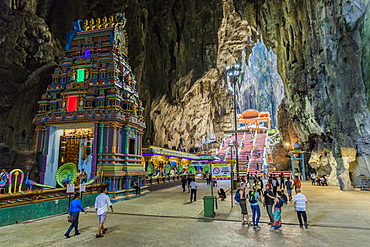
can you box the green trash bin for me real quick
[203,196,215,217]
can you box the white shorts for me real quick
[98,213,107,223]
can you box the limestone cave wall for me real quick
[237,0,370,189]
[1,0,369,190]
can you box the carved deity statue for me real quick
[96,18,102,29]
[71,69,76,81]
[89,18,95,30]
[108,16,115,27]
[102,16,108,28]
[83,19,90,31]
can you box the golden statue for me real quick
[83,19,90,31]
[90,18,95,30]
[108,15,115,27]
[102,16,108,28]
[96,17,101,29]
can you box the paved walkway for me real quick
[1,180,370,247]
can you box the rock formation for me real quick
[0,0,369,190]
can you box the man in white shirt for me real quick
[190,178,197,202]
[95,187,114,238]
[293,188,308,229]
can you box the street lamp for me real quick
[226,62,242,181]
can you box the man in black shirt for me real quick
[181,176,187,192]
[279,172,285,189]
[263,184,275,224]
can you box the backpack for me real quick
[248,191,257,203]
[277,198,284,208]
[281,194,288,203]
[286,180,293,189]
[234,188,241,202]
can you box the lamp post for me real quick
[226,62,242,182]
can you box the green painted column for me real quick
[124,126,130,154]
[134,128,138,155]
[99,123,106,153]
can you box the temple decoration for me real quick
[33,13,146,198]
[7,169,24,194]
[142,145,219,179]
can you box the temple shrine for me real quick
[32,13,146,197]
[217,109,271,176]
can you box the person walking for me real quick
[256,177,263,193]
[238,183,251,225]
[310,173,316,185]
[279,172,285,189]
[64,192,87,238]
[205,172,211,185]
[249,186,261,229]
[285,177,293,202]
[263,184,275,225]
[294,188,308,229]
[271,177,278,196]
[190,178,197,202]
[293,175,301,193]
[181,176,187,192]
[95,187,114,238]
[270,191,283,231]
[187,175,193,193]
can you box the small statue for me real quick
[83,19,90,31]
[102,16,108,28]
[89,18,95,30]
[108,16,115,27]
[96,17,101,29]
[71,69,76,81]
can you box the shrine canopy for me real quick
[238,109,271,131]
[142,146,219,162]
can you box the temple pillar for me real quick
[98,123,106,153]
[40,126,50,184]
[108,177,113,191]
[105,123,111,153]
[123,126,130,154]
[116,124,121,153]
[91,123,99,176]
[112,124,117,153]
[125,176,130,189]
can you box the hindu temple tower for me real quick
[32,13,146,196]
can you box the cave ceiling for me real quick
[0,0,369,190]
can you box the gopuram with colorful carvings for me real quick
[32,13,146,198]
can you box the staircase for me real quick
[216,131,268,177]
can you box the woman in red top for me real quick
[293,176,301,194]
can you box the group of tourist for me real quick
[310,172,328,186]
[235,175,308,231]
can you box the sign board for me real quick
[211,163,231,181]
[79,183,86,192]
[66,184,75,193]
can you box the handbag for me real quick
[68,214,78,223]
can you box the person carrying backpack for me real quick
[237,183,251,225]
[280,190,288,204]
[249,186,261,229]
[285,177,293,202]
[270,191,284,231]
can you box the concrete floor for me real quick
[1,180,370,247]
